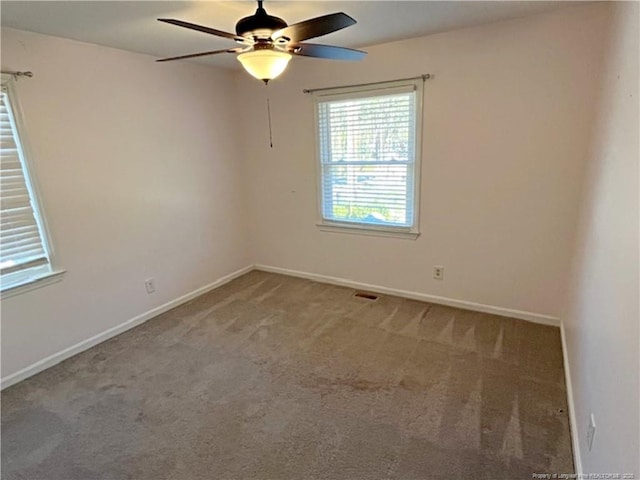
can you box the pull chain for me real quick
[264,80,273,148]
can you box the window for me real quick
[1,75,58,294]
[314,79,423,238]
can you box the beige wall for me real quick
[238,4,609,319]
[563,2,639,475]
[0,28,249,378]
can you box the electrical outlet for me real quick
[144,278,156,294]
[586,413,596,451]
[433,266,444,280]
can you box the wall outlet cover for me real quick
[145,278,156,294]
[433,266,445,280]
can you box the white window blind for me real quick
[1,78,52,290]
[315,82,422,232]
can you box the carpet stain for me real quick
[302,374,392,394]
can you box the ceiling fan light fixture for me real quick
[237,50,292,82]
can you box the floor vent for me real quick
[354,292,379,301]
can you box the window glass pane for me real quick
[320,93,414,164]
[0,84,52,290]
[321,163,410,226]
[317,86,418,229]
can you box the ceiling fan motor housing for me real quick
[235,5,287,39]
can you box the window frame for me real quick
[312,78,424,240]
[1,75,63,298]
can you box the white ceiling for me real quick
[1,1,577,69]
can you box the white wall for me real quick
[238,4,609,319]
[563,2,639,475]
[1,28,249,379]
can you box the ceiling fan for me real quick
[157,0,366,83]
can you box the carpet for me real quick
[1,270,573,479]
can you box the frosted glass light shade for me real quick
[237,50,292,81]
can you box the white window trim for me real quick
[312,78,424,239]
[1,75,63,295]
[1,269,66,299]
[316,221,420,240]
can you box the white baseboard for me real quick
[0,264,254,390]
[560,320,582,474]
[2,263,561,390]
[254,264,560,326]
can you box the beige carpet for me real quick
[2,270,574,479]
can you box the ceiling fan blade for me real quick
[158,18,248,43]
[156,48,243,63]
[272,12,355,43]
[290,43,366,61]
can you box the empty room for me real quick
[1,1,638,479]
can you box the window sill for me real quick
[316,222,420,240]
[1,270,66,299]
